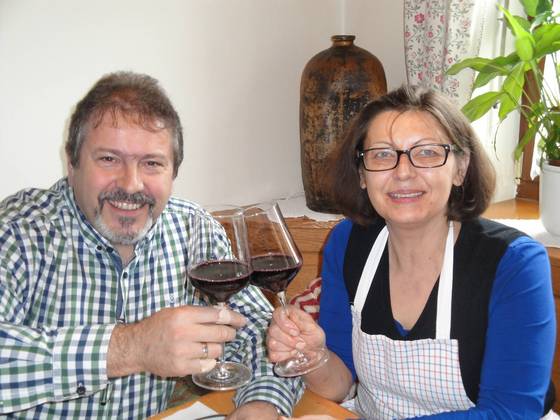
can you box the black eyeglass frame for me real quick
[357,143,456,172]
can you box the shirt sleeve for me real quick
[318,219,356,379]
[230,285,304,416]
[414,236,556,419]
[0,232,113,414]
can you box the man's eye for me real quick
[99,156,116,163]
[145,161,163,167]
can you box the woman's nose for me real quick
[394,152,415,178]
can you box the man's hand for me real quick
[107,305,247,378]
[227,401,279,420]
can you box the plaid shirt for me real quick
[0,178,303,418]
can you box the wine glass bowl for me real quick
[244,202,329,377]
[187,205,252,391]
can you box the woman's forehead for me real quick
[366,110,447,143]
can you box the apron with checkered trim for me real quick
[350,223,475,419]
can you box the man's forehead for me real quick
[89,109,167,132]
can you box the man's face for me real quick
[68,113,175,247]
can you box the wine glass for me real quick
[188,205,252,390]
[244,202,329,377]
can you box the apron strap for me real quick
[354,226,388,312]
[435,222,454,340]
[353,222,455,339]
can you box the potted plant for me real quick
[447,0,560,235]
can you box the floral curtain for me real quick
[404,0,490,106]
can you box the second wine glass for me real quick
[244,202,329,377]
[188,205,252,390]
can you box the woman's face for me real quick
[359,110,468,229]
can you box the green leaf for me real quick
[533,24,560,57]
[475,54,521,87]
[498,63,526,120]
[514,121,539,160]
[515,34,536,61]
[548,110,560,126]
[535,0,553,16]
[520,0,539,17]
[484,54,520,72]
[462,91,502,122]
[498,5,532,39]
[512,15,532,32]
[473,71,501,88]
[447,57,492,75]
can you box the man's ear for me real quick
[67,159,75,186]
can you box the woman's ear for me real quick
[359,167,367,189]
[453,153,470,186]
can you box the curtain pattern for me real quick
[404,0,488,106]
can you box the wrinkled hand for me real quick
[227,401,279,420]
[108,305,246,378]
[266,305,326,363]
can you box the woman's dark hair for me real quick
[332,84,496,225]
[66,71,183,177]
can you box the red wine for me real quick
[189,260,251,303]
[250,254,301,294]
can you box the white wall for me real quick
[11,1,514,208]
[0,0,345,205]
[345,0,406,90]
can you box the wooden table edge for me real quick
[151,389,358,419]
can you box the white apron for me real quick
[349,223,475,419]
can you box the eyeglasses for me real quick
[357,143,456,172]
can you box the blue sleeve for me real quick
[317,219,356,380]
[415,236,556,419]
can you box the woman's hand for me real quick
[266,305,326,362]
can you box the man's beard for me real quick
[93,189,156,245]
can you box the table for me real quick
[152,389,358,419]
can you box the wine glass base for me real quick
[274,348,329,377]
[192,361,252,391]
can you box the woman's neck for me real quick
[386,218,458,274]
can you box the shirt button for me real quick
[122,272,128,279]
[106,247,114,253]
[96,245,103,251]
[77,383,86,396]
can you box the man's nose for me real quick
[118,163,144,193]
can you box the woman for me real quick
[267,85,556,419]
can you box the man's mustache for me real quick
[98,189,156,208]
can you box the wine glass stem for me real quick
[215,301,229,380]
[277,290,288,307]
[276,291,310,364]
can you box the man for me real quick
[0,71,303,418]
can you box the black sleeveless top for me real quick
[343,217,555,412]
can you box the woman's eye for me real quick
[374,150,394,159]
